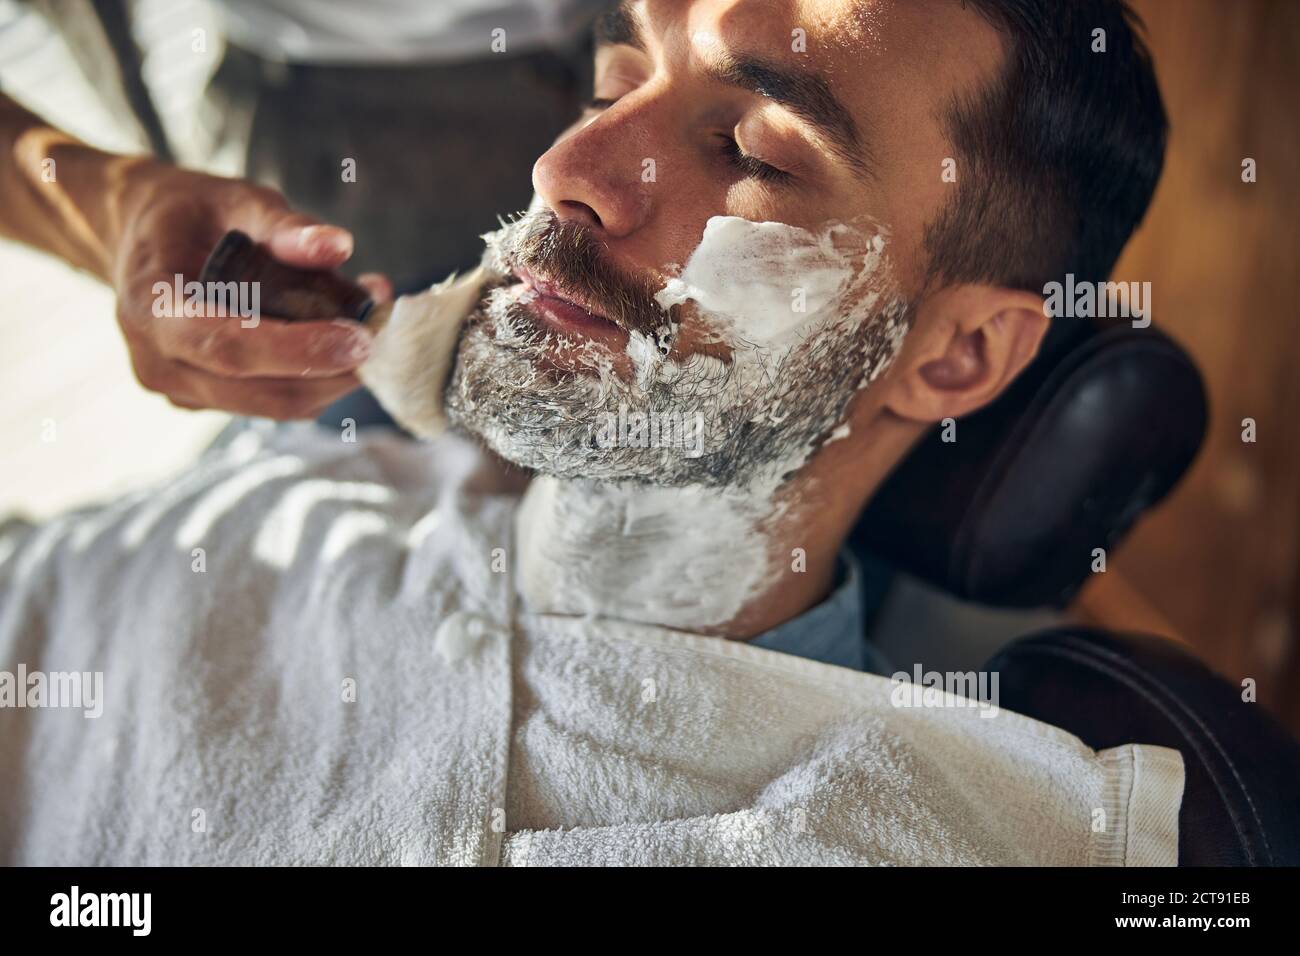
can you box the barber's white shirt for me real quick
[0,424,1184,865]
[215,0,609,64]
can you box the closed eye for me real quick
[717,135,793,185]
[581,98,794,186]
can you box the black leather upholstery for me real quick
[987,628,1300,866]
[852,319,1208,608]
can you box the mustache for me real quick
[502,212,674,340]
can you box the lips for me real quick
[512,266,625,339]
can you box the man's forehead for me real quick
[604,0,1002,114]
[716,0,894,54]
[606,0,966,58]
[801,0,891,41]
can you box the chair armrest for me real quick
[985,627,1300,866]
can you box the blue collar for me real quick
[747,549,891,674]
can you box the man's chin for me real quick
[445,310,856,492]
[445,335,706,486]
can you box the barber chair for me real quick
[853,316,1300,865]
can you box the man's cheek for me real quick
[654,214,905,349]
[664,316,732,364]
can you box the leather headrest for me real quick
[851,320,1208,608]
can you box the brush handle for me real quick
[198,229,376,322]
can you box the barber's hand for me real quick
[109,160,394,418]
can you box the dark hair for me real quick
[924,0,1168,293]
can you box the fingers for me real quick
[153,315,374,379]
[178,366,361,419]
[261,213,354,270]
[111,172,372,417]
[137,353,361,419]
[356,272,394,304]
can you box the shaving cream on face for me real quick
[628,215,907,434]
[515,476,774,631]
[654,216,889,351]
[449,211,910,631]
[450,213,908,487]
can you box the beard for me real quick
[444,209,910,490]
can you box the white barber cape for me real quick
[0,424,1184,866]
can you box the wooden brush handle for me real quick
[198,229,375,322]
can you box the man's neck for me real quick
[513,473,841,639]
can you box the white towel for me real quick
[503,615,1183,865]
[0,423,1183,865]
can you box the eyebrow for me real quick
[594,4,645,51]
[707,54,876,182]
[594,2,876,183]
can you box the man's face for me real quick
[446,0,1003,487]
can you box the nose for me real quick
[532,113,651,238]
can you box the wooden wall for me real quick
[1074,0,1300,732]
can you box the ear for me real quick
[882,285,1049,423]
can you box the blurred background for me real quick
[0,0,233,521]
[1,0,1297,730]
[1074,0,1300,734]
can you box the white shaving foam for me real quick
[516,476,773,631]
[498,214,909,630]
[655,216,887,350]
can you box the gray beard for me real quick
[444,284,909,489]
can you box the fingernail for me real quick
[297,224,353,258]
[331,324,372,364]
[357,272,390,300]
